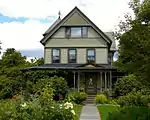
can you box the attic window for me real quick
[66,27,88,38]
[71,27,82,37]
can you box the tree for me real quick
[114,0,150,85]
[0,48,26,68]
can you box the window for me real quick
[68,49,76,63]
[71,27,82,37]
[66,27,70,38]
[87,49,95,63]
[66,27,88,38]
[82,27,88,37]
[52,49,60,63]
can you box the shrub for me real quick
[35,76,68,101]
[107,106,150,120]
[68,92,87,104]
[94,94,108,104]
[39,81,54,105]
[51,76,68,100]
[114,74,141,97]
[0,97,75,120]
[108,99,118,105]
[117,89,150,107]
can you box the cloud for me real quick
[0,20,50,50]
[0,0,132,20]
[0,0,79,18]
[0,0,134,53]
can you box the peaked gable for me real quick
[41,6,112,46]
[64,12,89,25]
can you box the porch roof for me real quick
[21,63,116,71]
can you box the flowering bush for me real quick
[0,97,76,120]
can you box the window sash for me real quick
[68,49,76,63]
[87,49,95,63]
[82,27,88,37]
[66,27,88,38]
[71,27,82,37]
[52,49,60,63]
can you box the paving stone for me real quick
[79,104,101,120]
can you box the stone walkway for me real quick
[79,104,101,120]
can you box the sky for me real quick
[0,0,133,58]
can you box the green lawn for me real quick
[74,104,82,120]
[97,105,119,120]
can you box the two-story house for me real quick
[24,7,121,95]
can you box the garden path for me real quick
[79,104,101,120]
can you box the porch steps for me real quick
[85,94,96,104]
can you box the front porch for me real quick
[72,71,113,95]
[22,63,125,97]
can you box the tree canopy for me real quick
[0,48,45,99]
[114,0,150,85]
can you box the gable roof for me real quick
[105,32,117,51]
[40,6,112,46]
[43,17,61,36]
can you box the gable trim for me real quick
[40,7,112,46]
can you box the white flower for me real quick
[59,104,62,109]
[71,110,76,115]
[64,102,73,109]
[51,106,54,109]
[21,103,27,107]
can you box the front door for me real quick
[85,73,97,94]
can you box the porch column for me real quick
[73,71,76,92]
[109,71,112,91]
[105,71,107,89]
[77,72,80,92]
[100,72,102,92]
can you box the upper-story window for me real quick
[66,27,88,38]
[68,49,76,63]
[52,49,60,63]
[87,49,95,63]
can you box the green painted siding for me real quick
[88,27,100,37]
[44,12,108,64]
[61,49,68,63]
[45,48,51,64]
[44,48,108,64]
[77,49,86,64]
[45,38,107,47]
[52,27,65,38]
[64,12,89,25]
[96,48,108,64]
